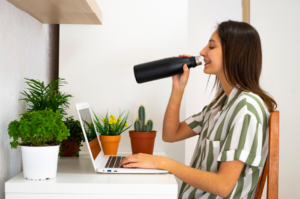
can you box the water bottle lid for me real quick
[194,56,202,66]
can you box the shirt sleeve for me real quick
[184,105,208,135]
[217,112,264,167]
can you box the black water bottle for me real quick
[133,56,202,84]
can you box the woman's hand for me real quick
[119,153,169,170]
[172,54,191,90]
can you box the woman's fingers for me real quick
[123,163,138,168]
[120,156,136,166]
[120,157,129,166]
[178,54,191,57]
[183,64,189,76]
[181,64,190,85]
[119,153,162,170]
[172,63,190,90]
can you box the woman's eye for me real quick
[209,47,214,49]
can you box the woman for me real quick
[119,20,277,199]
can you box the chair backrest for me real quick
[254,110,279,199]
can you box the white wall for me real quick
[60,0,300,197]
[185,0,242,165]
[0,0,59,198]
[59,0,187,188]
[251,1,300,198]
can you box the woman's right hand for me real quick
[172,54,191,90]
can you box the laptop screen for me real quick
[78,108,101,160]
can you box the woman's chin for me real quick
[203,68,212,74]
[203,67,217,75]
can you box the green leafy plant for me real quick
[59,116,85,157]
[20,78,73,115]
[93,108,133,136]
[82,119,97,142]
[134,105,153,132]
[8,109,70,149]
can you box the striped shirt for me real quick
[179,85,270,199]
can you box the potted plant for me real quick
[20,77,73,115]
[59,116,84,157]
[92,108,133,155]
[129,105,156,155]
[20,77,76,157]
[8,109,70,180]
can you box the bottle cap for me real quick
[195,56,202,65]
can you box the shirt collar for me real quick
[211,85,242,111]
[210,92,227,110]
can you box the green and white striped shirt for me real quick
[179,85,270,199]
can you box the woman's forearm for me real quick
[159,157,228,198]
[162,88,184,142]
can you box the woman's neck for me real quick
[217,73,234,97]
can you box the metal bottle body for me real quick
[134,56,202,84]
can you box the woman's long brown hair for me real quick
[208,20,277,113]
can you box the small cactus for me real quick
[147,119,153,132]
[134,119,142,132]
[143,124,148,132]
[133,105,154,132]
[138,105,145,131]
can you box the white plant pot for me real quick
[20,145,60,180]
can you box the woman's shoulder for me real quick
[239,91,268,110]
[229,90,270,124]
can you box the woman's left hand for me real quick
[119,153,168,170]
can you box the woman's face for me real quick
[200,30,223,76]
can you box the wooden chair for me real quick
[254,110,279,199]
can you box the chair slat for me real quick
[267,111,279,199]
[254,110,279,199]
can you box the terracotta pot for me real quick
[60,138,79,157]
[99,135,121,155]
[89,137,101,159]
[129,130,156,155]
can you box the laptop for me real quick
[75,102,169,174]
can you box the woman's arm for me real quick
[120,154,244,198]
[163,158,244,198]
[163,89,197,142]
[163,61,196,142]
[162,88,184,142]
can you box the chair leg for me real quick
[255,156,268,199]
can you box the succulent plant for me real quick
[134,119,142,132]
[134,105,153,132]
[147,119,153,131]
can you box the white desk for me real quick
[5,152,178,199]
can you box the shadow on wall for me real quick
[0,0,59,198]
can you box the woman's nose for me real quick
[200,47,206,57]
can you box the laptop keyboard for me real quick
[104,156,126,168]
